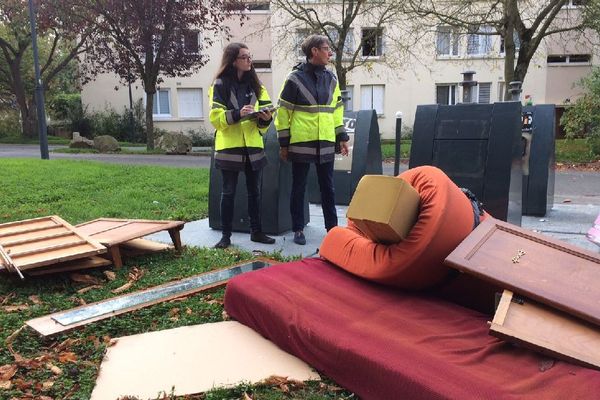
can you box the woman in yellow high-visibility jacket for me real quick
[210,42,276,249]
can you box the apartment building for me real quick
[81,0,596,139]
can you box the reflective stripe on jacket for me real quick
[275,62,348,164]
[209,77,272,171]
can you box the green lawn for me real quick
[0,159,208,224]
[0,159,352,400]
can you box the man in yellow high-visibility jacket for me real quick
[275,34,349,245]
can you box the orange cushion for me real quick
[320,166,488,290]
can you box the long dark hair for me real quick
[214,42,262,97]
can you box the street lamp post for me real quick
[27,0,49,160]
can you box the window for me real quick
[328,28,354,60]
[183,31,199,54]
[547,54,591,64]
[178,88,203,118]
[477,83,491,104]
[467,26,493,56]
[296,28,311,58]
[436,26,460,56]
[360,85,384,115]
[245,1,270,11]
[436,84,458,105]
[498,82,506,101]
[563,0,587,7]
[500,32,521,54]
[344,85,354,112]
[153,89,171,116]
[253,60,272,71]
[361,28,384,57]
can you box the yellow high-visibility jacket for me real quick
[209,77,272,170]
[275,62,347,163]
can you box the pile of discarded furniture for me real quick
[0,216,184,278]
[225,166,600,399]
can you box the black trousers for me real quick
[290,161,337,232]
[220,163,262,236]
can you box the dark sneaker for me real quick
[293,231,306,245]
[213,236,231,249]
[251,232,275,244]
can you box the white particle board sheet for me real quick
[91,321,320,399]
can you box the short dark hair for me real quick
[301,34,329,60]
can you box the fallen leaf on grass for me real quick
[243,392,253,400]
[185,307,192,315]
[0,380,11,389]
[2,304,29,312]
[71,297,87,306]
[221,310,230,321]
[46,363,62,375]
[263,376,305,393]
[54,338,82,353]
[28,295,42,305]
[77,284,103,294]
[0,364,17,381]
[58,352,78,363]
[70,273,104,285]
[104,270,116,281]
[0,292,15,305]
[42,380,55,390]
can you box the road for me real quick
[2,144,599,205]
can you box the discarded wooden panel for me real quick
[75,218,184,247]
[90,321,320,400]
[491,290,600,370]
[0,216,106,273]
[26,256,112,276]
[445,218,600,325]
[27,258,277,337]
[120,238,173,257]
[75,218,184,267]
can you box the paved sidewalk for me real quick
[148,202,600,257]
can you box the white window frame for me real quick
[244,0,270,13]
[345,85,354,112]
[466,26,493,56]
[563,0,587,8]
[253,60,272,72]
[177,88,203,119]
[435,84,458,105]
[152,88,172,119]
[436,26,460,57]
[361,27,384,58]
[547,54,592,66]
[328,28,355,61]
[360,84,385,115]
[497,81,506,102]
[475,82,492,104]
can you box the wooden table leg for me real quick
[108,246,123,268]
[168,228,183,252]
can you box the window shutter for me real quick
[178,89,203,118]
[478,83,491,104]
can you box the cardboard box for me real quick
[347,175,420,244]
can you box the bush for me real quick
[561,67,600,141]
[89,99,146,143]
[0,111,21,138]
[185,127,215,147]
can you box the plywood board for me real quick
[491,290,600,370]
[0,216,106,272]
[445,218,600,326]
[27,258,278,337]
[25,256,112,276]
[75,218,184,246]
[91,321,320,400]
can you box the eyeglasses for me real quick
[236,54,252,60]
[319,46,332,52]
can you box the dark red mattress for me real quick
[224,258,600,400]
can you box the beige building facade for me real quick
[81,2,596,140]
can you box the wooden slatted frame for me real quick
[0,216,106,273]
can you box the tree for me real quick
[0,0,93,138]
[402,0,589,98]
[270,0,416,89]
[77,0,245,150]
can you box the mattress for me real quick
[224,258,600,400]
